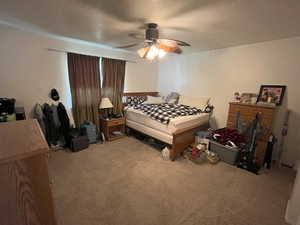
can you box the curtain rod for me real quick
[47,48,137,63]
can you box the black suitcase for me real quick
[15,107,26,120]
[65,128,89,152]
[0,98,15,115]
[70,135,89,152]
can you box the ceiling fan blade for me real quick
[157,39,177,47]
[128,32,144,40]
[116,43,140,49]
[158,44,182,54]
[158,39,190,47]
[163,26,192,32]
[172,39,191,47]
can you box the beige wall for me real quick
[125,61,158,92]
[158,37,300,166]
[0,24,158,118]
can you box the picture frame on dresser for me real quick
[257,85,286,106]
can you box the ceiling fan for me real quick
[117,23,191,60]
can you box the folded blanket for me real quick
[132,103,202,124]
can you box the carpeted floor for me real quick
[49,137,295,225]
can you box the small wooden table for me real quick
[100,117,125,141]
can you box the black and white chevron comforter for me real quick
[132,103,203,125]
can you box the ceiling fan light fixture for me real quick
[118,23,190,59]
[158,49,166,58]
[137,47,148,58]
[146,45,159,60]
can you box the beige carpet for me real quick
[49,137,295,225]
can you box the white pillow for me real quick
[168,98,177,104]
[178,96,210,110]
[143,96,164,104]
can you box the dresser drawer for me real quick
[229,107,274,118]
[228,113,273,127]
[107,118,124,126]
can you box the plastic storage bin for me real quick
[209,140,239,165]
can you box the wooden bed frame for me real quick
[170,122,209,160]
[123,92,210,161]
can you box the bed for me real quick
[123,92,210,160]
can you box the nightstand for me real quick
[100,117,125,141]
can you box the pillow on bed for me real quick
[165,92,180,104]
[178,96,210,110]
[126,96,146,106]
[168,98,177,104]
[143,96,164,104]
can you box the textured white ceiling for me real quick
[1,0,300,53]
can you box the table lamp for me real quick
[99,97,113,119]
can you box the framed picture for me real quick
[257,85,286,105]
[240,93,258,104]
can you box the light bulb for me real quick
[146,45,159,60]
[158,49,166,58]
[137,48,148,58]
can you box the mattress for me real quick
[126,119,173,144]
[125,107,209,135]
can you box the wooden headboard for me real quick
[123,92,159,97]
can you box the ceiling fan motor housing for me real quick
[146,23,159,41]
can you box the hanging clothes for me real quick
[33,103,46,135]
[34,101,71,147]
[57,102,70,139]
[51,104,61,128]
[43,103,57,145]
[50,104,61,144]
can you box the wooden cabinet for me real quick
[0,120,57,225]
[227,102,276,165]
[100,117,125,141]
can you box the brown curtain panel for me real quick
[67,53,101,130]
[102,58,126,115]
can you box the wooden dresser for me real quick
[227,102,276,165]
[0,120,57,225]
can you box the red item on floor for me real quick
[191,147,200,159]
[212,128,246,148]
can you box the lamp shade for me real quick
[99,97,113,109]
